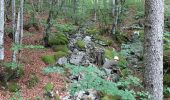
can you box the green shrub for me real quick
[75,40,85,49]
[94,35,113,46]
[54,23,77,33]
[118,55,128,68]
[26,73,39,89]
[54,51,68,60]
[104,48,118,60]
[52,45,69,53]
[8,83,21,92]
[48,32,69,46]
[41,55,56,64]
[86,27,100,35]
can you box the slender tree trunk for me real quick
[0,0,5,60]
[19,0,24,45]
[12,0,16,62]
[112,0,119,34]
[144,0,164,100]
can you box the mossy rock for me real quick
[94,35,113,46]
[86,27,100,35]
[52,45,69,53]
[75,40,85,49]
[8,82,21,92]
[104,48,118,60]
[54,51,68,60]
[26,73,39,89]
[48,32,68,46]
[41,55,56,64]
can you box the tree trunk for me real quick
[19,0,24,45]
[0,0,5,60]
[144,0,164,100]
[12,0,16,62]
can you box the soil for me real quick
[0,33,66,100]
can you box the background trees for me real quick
[0,0,5,60]
[0,0,169,99]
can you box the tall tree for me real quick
[12,0,16,62]
[0,0,5,60]
[144,0,164,100]
[19,0,24,45]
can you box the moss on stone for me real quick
[48,32,68,46]
[54,51,68,60]
[104,48,118,60]
[41,55,56,64]
[94,35,113,46]
[52,45,69,53]
[76,40,85,49]
[86,27,100,35]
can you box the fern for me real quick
[42,64,148,99]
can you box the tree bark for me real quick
[0,0,5,60]
[19,0,24,45]
[144,0,164,100]
[12,0,16,62]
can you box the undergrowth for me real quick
[42,64,150,100]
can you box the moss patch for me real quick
[48,32,68,46]
[44,82,54,93]
[86,26,100,35]
[75,40,85,49]
[8,82,21,92]
[52,45,69,53]
[26,73,39,89]
[104,48,118,60]
[54,51,68,60]
[94,35,113,46]
[41,55,56,64]
[164,74,170,86]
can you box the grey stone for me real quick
[83,36,92,45]
[103,59,118,69]
[69,52,86,65]
[56,57,67,65]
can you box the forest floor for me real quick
[0,32,66,99]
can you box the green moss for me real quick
[54,23,76,33]
[164,74,170,85]
[44,82,54,93]
[48,32,68,46]
[94,35,113,46]
[26,73,39,89]
[8,82,21,92]
[86,26,100,35]
[41,55,56,64]
[164,50,170,64]
[54,51,68,60]
[118,55,128,68]
[104,48,118,60]
[75,40,85,49]
[5,28,13,34]
[52,45,69,53]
